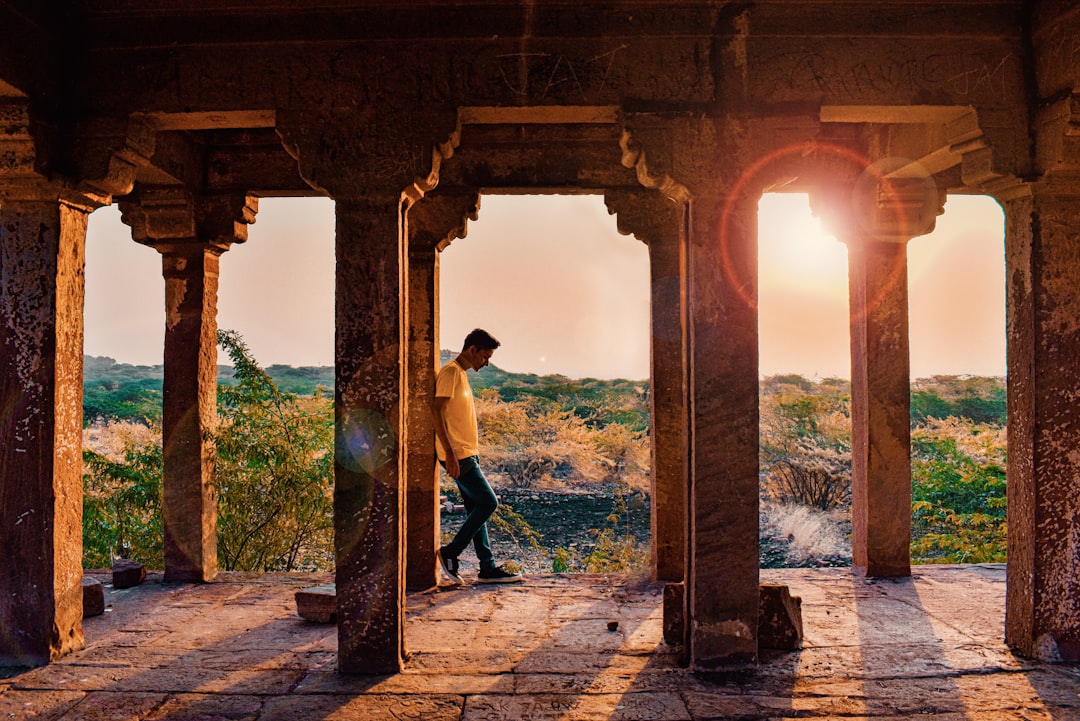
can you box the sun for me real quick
[758,193,848,297]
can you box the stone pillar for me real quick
[1003,183,1080,661]
[276,105,459,674]
[685,192,761,666]
[813,170,941,579]
[0,196,94,666]
[845,235,912,577]
[334,194,409,674]
[604,189,688,583]
[404,191,479,591]
[120,190,256,582]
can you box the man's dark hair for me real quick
[463,328,500,351]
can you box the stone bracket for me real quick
[603,188,683,246]
[407,189,481,252]
[119,186,257,248]
[276,107,460,200]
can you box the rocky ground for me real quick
[441,483,852,576]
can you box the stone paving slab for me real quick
[2,565,1078,720]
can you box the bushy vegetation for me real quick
[83,333,334,572]
[214,330,335,571]
[759,374,1008,566]
[910,417,1007,563]
[475,390,649,493]
[82,421,164,568]
[82,345,1008,573]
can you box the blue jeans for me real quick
[442,456,498,571]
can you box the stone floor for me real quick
[3,564,1079,720]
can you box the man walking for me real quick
[433,328,522,584]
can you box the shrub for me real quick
[82,421,163,568]
[214,330,335,571]
[910,417,1006,563]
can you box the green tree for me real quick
[83,428,164,569]
[214,330,335,571]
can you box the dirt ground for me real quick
[441,484,851,575]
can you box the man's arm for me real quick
[432,396,460,479]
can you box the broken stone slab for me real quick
[758,582,803,650]
[296,584,336,623]
[112,559,146,589]
[82,577,105,617]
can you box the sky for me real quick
[84,192,1006,381]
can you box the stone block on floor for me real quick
[112,559,146,589]
[296,584,336,623]
[662,582,684,645]
[82,577,105,617]
[759,582,803,650]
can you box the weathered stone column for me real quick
[1003,182,1080,661]
[604,189,687,583]
[621,115,767,667]
[404,190,479,591]
[277,105,458,674]
[845,236,912,577]
[685,191,761,665]
[120,190,256,582]
[813,170,941,579]
[334,194,409,673]
[0,196,94,666]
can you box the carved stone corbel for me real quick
[603,188,682,247]
[275,107,460,200]
[119,186,257,249]
[407,189,480,252]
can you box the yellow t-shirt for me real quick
[434,360,478,461]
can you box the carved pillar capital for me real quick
[118,187,257,251]
[809,166,945,245]
[407,189,480,252]
[621,112,819,204]
[0,100,107,210]
[276,107,459,201]
[0,100,158,207]
[603,188,683,247]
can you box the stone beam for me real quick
[404,190,480,591]
[439,124,639,193]
[119,188,257,582]
[604,189,687,584]
[0,193,97,667]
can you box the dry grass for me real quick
[762,502,851,566]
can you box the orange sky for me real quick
[84,193,1005,381]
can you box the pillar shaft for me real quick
[648,231,688,582]
[0,198,90,666]
[846,237,912,578]
[159,244,223,582]
[405,241,439,590]
[120,190,255,583]
[334,195,407,674]
[1005,188,1080,661]
[687,194,760,666]
[604,188,688,584]
[403,190,478,591]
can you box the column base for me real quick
[853,563,911,578]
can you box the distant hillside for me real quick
[83,356,334,423]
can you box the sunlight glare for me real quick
[758,193,848,297]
